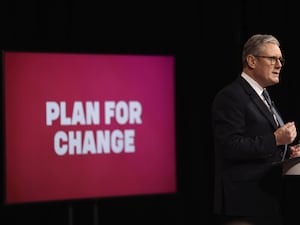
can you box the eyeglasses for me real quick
[253,55,285,66]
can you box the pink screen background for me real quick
[4,51,176,204]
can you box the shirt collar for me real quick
[241,72,264,96]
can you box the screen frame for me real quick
[1,49,178,205]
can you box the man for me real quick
[211,34,300,225]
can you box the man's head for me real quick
[242,34,284,88]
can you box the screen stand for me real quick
[93,200,98,225]
[68,204,74,225]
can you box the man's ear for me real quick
[246,55,256,69]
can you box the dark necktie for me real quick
[262,89,284,127]
[262,88,287,161]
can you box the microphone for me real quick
[281,144,288,162]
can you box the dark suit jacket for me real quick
[212,76,285,216]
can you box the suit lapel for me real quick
[252,95,278,128]
[237,76,278,129]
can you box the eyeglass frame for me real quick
[253,55,285,66]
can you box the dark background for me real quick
[1,1,300,224]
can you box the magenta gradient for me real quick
[4,51,176,204]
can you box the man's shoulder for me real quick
[216,77,244,97]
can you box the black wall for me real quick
[1,1,300,224]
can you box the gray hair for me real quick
[242,34,280,67]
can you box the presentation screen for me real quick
[3,51,176,204]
